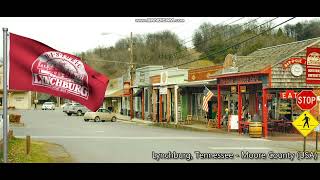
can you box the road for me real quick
[7,109,320,163]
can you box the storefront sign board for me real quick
[279,90,298,99]
[282,58,306,69]
[160,87,167,95]
[306,47,320,84]
[219,75,261,85]
[229,115,239,130]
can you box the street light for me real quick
[101,32,134,120]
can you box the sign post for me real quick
[304,137,306,152]
[316,131,318,151]
[292,111,319,152]
[315,124,320,151]
[2,28,8,163]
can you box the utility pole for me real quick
[129,32,134,120]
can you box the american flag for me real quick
[202,86,214,112]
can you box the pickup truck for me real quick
[63,103,89,116]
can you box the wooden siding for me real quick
[271,43,320,88]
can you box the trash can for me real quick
[249,122,262,138]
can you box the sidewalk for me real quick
[116,114,153,125]
[115,115,320,143]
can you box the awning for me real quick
[105,89,130,97]
[133,88,143,97]
[178,79,217,87]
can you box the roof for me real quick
[179,79,217,87]
[105,89,127,97]
[213,37,320,76]
[236,37,320,73]
[179,60,215,69]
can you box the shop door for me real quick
[181,95,188,120]
[208,101,213,119]
[171,90,175,122]
[157,91,160,122]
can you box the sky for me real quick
[0,17,319,58]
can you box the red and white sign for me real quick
[280,90,298,99]
[296,90,317,110]
[9,33,109,111]
[282,58,306,69]
[306,47,320,84]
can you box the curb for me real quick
[150,123,228,133]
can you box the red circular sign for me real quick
[296,90,317,110]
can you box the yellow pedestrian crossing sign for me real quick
[292,111,320,137]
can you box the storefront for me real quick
[149,68,188,123]
[104,76,126,113]
[216,72,269,133]
[133,66,164,120]
[213,37,320,137]
[177,65,222,123]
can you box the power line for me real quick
[173,17,278,61]
[163,17,260,60]
[180,17,246,45]
[177,17,296,67]
[179,17,236,43]
[143,17,296,73]
[85,59,156,66]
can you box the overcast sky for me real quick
[0,17,319,58]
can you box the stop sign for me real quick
[296,90,317,110]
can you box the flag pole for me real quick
[2,28,8,163]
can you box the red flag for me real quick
[9,33,109,111]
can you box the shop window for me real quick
[191,93,205,120]
[268,90,303,121]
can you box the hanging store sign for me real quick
[279,90,298,99]
[240,86,246,93]
[231,86,237,94]
[159,87,167,95]
[306,47,320,84]
[282,58,306,69]
[123,81,131,96]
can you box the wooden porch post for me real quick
[141,89,144,120]
[167,88,171,123]
[262,87,268,138]
[217,85,221,129]
[255,92,259,114]
[159,94,163,122]
[152,89,157,122]
[238,84,242,134]
[130,88,134,120]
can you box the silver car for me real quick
[84,108,117,122]
[64,103,89,116]
[42,102,55,110]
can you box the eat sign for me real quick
[280,90,298,99]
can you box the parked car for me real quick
[42,102,55,110]
[84,108,117,122]
[62,102,78,113]
[64,103,89,116]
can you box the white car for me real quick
[84,108,117,122]
[42,102,56,110]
